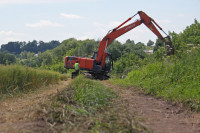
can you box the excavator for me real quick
[64,11,174,79]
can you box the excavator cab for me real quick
[92,52,113,73]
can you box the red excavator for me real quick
[64,11,174,79]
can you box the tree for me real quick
[169,19,200,53]
[126,39,135,44]
[0,51,16,65]
[38,40,61,52]
[147,40,154,46]
[1,42,21,54]
[108,41,123,60]
[153,38,164,52]
[21,40,38,53]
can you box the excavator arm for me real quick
[96,11,174,68]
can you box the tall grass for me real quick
[0,65,61,97]
[112,48,200,111]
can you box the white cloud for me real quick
[26,20,64,28]
[60,13,83,19]
[0,30,23,36]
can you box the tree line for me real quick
[0,40,61,55]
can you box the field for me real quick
[0,65,67,99]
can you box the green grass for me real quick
[0,65,64,98]
[40,75,150,132]
[111,48,200,111]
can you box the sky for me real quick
[0,0,200,46]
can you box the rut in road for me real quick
[102,80,200,133]
[0,80,71,133]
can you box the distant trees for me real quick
[21,40,38,53]
[38,40,60,52]
[1,42,22,54]
[147,40,154,47]
[0,40,61,55]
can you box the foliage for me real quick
[0,65,61,98]
[108,40,146,61]
[147,40,154,47]
[0,40,61,55]
[113,53,144,74]
[108,40,123,60]
[0,42,22,54]
[153,38,164,52]
[0,51,16,65]
[112,48,200,111]
[19,51,35,59]
[169,19,200,55]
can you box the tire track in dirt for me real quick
[0,79,71,133]
[102,80,200,133]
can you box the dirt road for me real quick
[0,79,200,133]
[103,81,200,133]
[0,80,71,133]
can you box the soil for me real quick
[102,80,200,133]
[0,80,71,133]
[0,79,200,133]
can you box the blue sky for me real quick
[0,0,200,46]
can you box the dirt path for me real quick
[1,79,200,133]
[103,81,200,133]
[0,80,71,133]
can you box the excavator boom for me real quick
[96,11,174,67]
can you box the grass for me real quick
[111,48,200,111]
[0,64,66,98]
[40,75,150,132]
